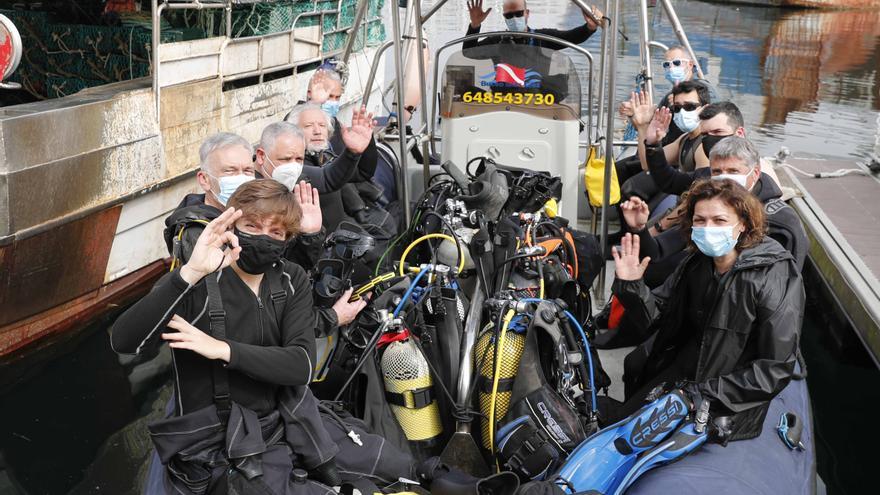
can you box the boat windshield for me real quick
[440,41,581,121]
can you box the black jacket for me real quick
[305,148,379,232]
[111,264,316,417]
[462,23,596,51]
[642,142,808,271]
[612,238,805,441]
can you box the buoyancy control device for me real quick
[490,301,601,481]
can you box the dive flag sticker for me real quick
[495,63,527,87]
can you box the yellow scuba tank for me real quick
[474,328,526,450]
[381,338,443,443]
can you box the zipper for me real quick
[694,267,737,380]
[256,279,265,345]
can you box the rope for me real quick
[777,163,868,179]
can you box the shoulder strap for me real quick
[267,262,288,326]
[205,273,231,422]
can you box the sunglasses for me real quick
[672,102,701,113]
[662,59,689,69]
[503,10,525,19]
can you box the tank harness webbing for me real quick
[204,266,288,422]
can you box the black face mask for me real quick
[700,134,731,156]
[234,227,287,275]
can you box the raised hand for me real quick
[309,74,332,104]
[619,100,634,119]
[645,106,672,146]
[332,288,368,326]
[612,233,651,281]
[583,4,604,30]
[630,90,655,130]
[294,181,322,234]
[341,105,375,154]
[162,314,231,361]
[467,0,492,28]
[620,196,650,232]
[180,207,242,284]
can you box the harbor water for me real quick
[2,1,880,494]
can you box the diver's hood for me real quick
[458,158,509,221]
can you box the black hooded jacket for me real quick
[612,238,805,441]
[641,142,808,272]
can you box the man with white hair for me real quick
[285,103,387,234]
[164,131,329,269]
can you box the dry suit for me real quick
[612,237,805,441]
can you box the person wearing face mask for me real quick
[593,136,807,352]
[624,136,807,286]
[164,132,327,272]
[608,179,805,446]
[463,0,602,50]
[611,81,712,235]
[286,103,392,236]
[115,180,349,494]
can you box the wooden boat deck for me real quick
[777,156,880,366]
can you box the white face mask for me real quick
[673,107,701,133]
[713,167,754,189]
[208,173,253,206]
[505,16,527,32]
[267,156,304,190]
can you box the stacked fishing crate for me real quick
[0,0,386,101]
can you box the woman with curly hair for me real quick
[611,178,804,442]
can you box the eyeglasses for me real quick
[672,102,701,113]
[503,10,525,19]
[662,59,689,69]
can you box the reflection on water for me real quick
[424,0,880,159]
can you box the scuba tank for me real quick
[381,338,443,448]
[474,326,527,450]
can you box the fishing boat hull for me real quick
[0,41,387,358]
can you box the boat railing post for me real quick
[638,0,654,103]
[360,41,395,106]
[659,0,704,80]
[596,0,620,307]
[342,0,370,63]
[152,0,162,119]
[412,0,432,192]
[392,0,412,226]
[594,0,609,146]
[420,0,451,24]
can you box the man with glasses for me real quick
[464,0,602,50]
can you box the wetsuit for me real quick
[111,265,316,415]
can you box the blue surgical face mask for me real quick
[673,107,701,133]
[208,173,253,206]
[665,66,687,85]
[691,224,740,258]
[321,100,340,119]
[505,16,527,32]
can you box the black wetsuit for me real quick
[111,265,316,417]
